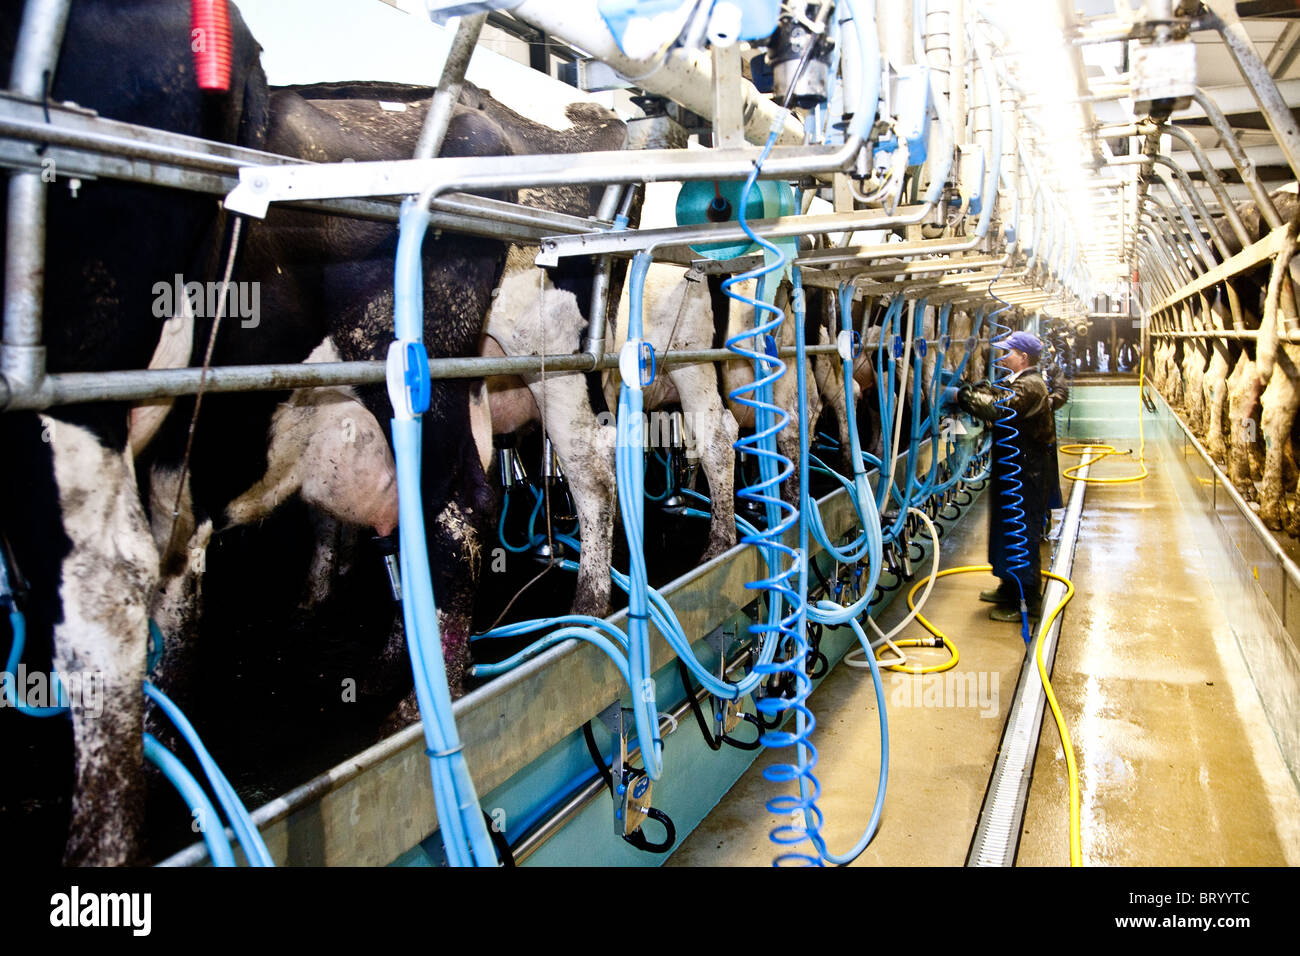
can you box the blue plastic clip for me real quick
[915,336,927,358]
[892,335,904,360]
[404,342,431,415]
[639,340,656,388]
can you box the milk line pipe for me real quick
[1203,0,1300,185]
[510,0,805,147]
[1190,89,1282,230]
[2,0,69,398]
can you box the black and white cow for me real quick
[252,79,628,692]
[0,0,271,864]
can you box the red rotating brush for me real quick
[191,0,232,92]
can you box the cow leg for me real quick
[45,417,159,865]
[669,363,738,559]
[1205,351,1230,463]
[1259,357,1300,530]
[1228,354,1260,499]
[522,372,616,617]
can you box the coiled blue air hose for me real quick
[791,273,889,865]
[714,121,820,865]
[985,265,1034,644]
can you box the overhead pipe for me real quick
[1162,124,1249,248]
[1189,88,1282,230]
[1143,201,1203,285]
[1151,165,1219,271]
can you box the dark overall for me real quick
[958,369,1055,607]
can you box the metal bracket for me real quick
[596,703,652,838]
[704,625,743,738]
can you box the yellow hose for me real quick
[1060,350,1149,485]
[877,563,1082,865]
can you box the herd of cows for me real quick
[0,3,1122,866]
[1149,189,1300,537]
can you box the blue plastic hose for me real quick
[393,198,497,867]
[142,732,235,868]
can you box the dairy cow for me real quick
[0,0,271,865]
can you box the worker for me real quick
[953,330,1055,623]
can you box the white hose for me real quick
[845,505,942,669]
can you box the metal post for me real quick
[583,184,631,364]
[2,0,71,400]
[414,13,487,161]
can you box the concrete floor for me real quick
[668,442,1300,867]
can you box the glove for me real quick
[941,385,960,407]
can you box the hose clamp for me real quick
[836,329,861,361]
[619,339,656,391]
[386,340,431,419]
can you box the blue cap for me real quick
[1000,330,1042,361]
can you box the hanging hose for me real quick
[714,117,821,865]
[144,680,272,866]
[392,198,496,867]
[497,484,545,553]
[143,732,235,867]
[3,537,268,865]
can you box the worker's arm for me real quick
[958,377,1042,423]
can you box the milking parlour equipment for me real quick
[0,0,1156,868]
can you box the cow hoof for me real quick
[700,534,737,563]
[569,593,610,620]
[1260,504,1283,531]
[379,692,421,738]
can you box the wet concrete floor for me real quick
[668,442,1300,866]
